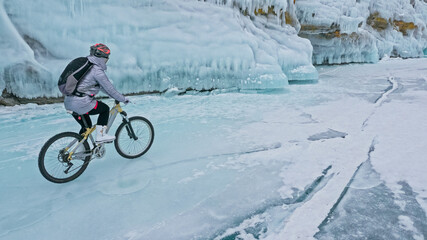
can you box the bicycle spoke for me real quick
[39,132,91,183]
[115,117,154,158]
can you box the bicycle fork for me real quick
[121,112,138,140]
[107,102,138,140]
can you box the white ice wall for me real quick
[203,0,287,15]
[0,0,52,98]
[0,0,316,99]
[1,0,425,99]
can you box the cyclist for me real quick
[64,43,129,143]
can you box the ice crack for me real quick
[316,138,378,230]
[145,142,283,172]
[374,76,398,107]
[213,165,333,240]
[362,76,398,130]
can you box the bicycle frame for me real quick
[65,102,133,161]
[39,99,154,182]
[106,102,123,133]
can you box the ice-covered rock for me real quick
[0,0,316,99]
[0,0,425,100]
[295,0,427,64]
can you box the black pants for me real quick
[73,101,110,134]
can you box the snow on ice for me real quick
[0,0,427,239]
[0,57,426,239]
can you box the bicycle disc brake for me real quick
[58,149,70,164]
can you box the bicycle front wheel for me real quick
[38,132,91,183]
[114,116,154,159]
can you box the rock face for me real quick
[293,0,427,64]
[367,12,418,36]
[367,12,389,31]
[237,0,425,65]
[392,20,417,36]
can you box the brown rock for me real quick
[393,20,416,36]
[367,12,389,30]
[285,11,293,25]
[253,6,285,21]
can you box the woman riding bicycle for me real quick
[64,43,129,143]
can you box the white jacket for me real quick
[64,55,126,114]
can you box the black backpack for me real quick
[58,57,93,96]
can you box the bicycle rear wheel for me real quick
[38,132,91,183]
[114,116,154,159]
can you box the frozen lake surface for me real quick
[0,58,426,240]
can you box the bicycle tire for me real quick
[38,132,91,183]
[114,116,154,159]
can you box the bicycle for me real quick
[38,100,154,183]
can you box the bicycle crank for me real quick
[93,145,106,159]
